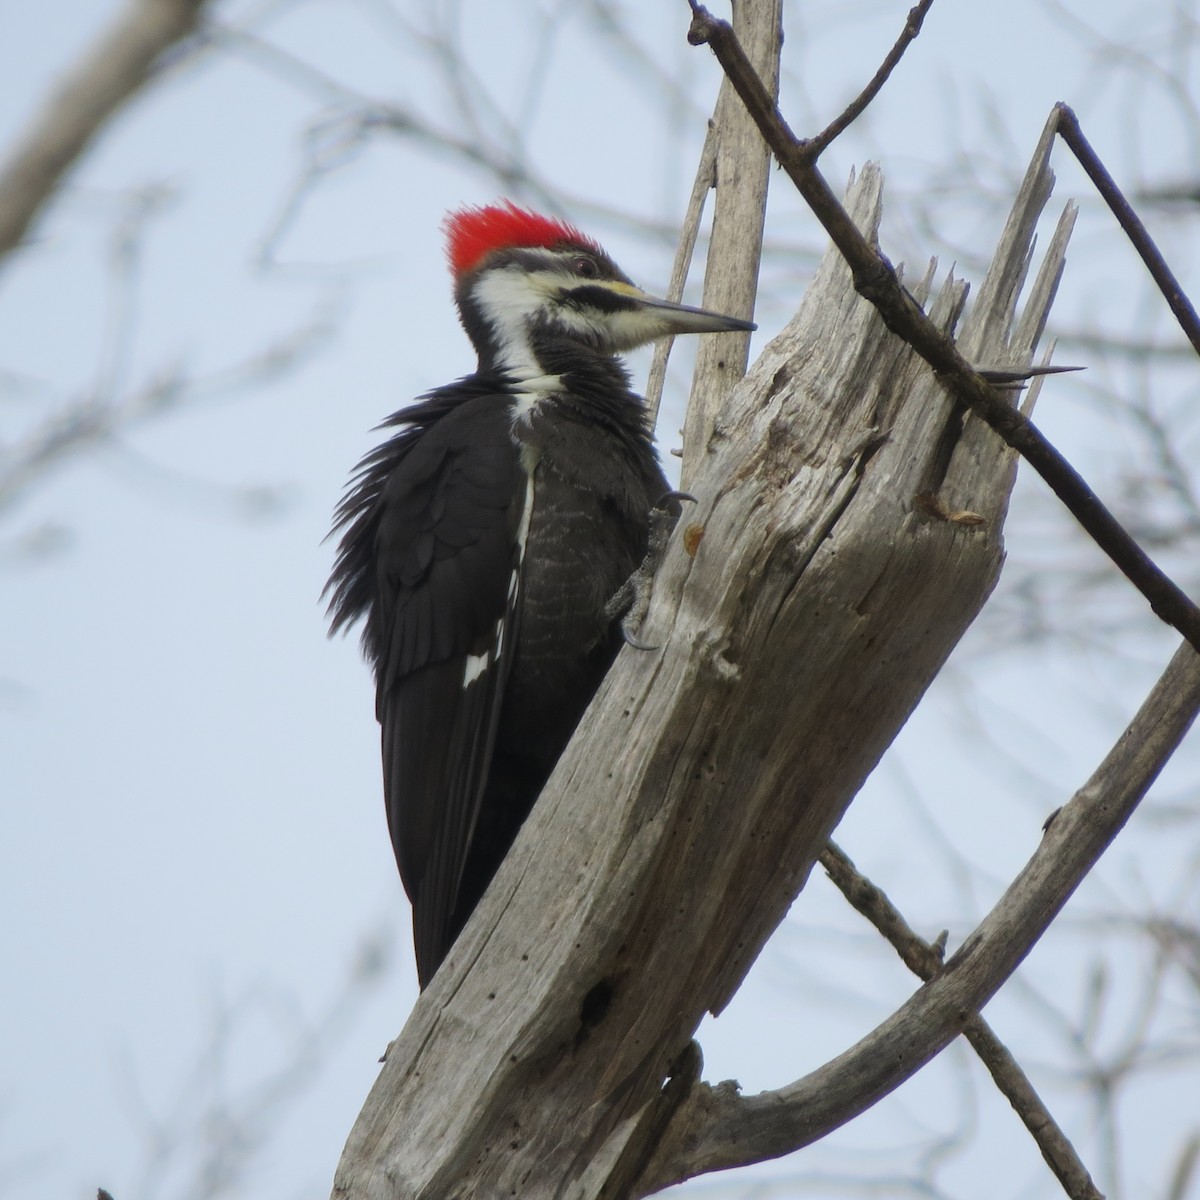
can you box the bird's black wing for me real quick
[327,385,524,985]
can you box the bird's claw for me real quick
[605,491,693,651]
[605,573,660,651]
[620,625,659,652]
[657,489,697,510]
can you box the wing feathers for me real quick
[385,560,522,985]
[346,392,526,986]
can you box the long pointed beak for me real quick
[633,293,757,335]
[574,278,757,351]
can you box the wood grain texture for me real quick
[330,138,1072,1200]
[680,0,781,480]
[638,639,1200,1192]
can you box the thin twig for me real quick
[645,126,719,428]
[806,0,936,158]
[820,842,1104,1200]
[0,300,338,514]
[1053,103,1200,360]
[684,4,1200,654]
[636,640,1200,1193]
[679,0,778,481]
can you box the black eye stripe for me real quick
[560,285,638,314]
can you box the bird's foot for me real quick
[606,491,695,651]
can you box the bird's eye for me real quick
[574,256,599,279]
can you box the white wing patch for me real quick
[469,268,566,421]
[514,470,536,563]
[460,472,536,690]
[462,652,489,686]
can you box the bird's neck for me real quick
[457,287,650,434]
[457,280,625,385]
[472,330,644,421]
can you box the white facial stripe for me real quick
[471,268,561,374]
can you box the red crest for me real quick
[443,201,601,277]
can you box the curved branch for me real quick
[0,0,211,264]
[637,641,1200,1191]
[806,0,936,158]
[820,842,1103,1200]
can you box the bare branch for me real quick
[820,841,1104,1200]
[685,4,1200,655]
[806,0,937,159]
[0,0,213,264]
[679,0,779,481]
[638,640,1200,1191]
[1054,331,1197,361]
[0,298,338,516]
[1053,104,1200,362]
[645,127,718,429]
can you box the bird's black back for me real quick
[328,363,668,986]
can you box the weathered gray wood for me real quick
[329,121,1073,1197]
[644,126,718,429]
[634,636,1200,1192]
[679,0,780,477]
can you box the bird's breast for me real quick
[499,445,645,768]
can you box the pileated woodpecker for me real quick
[327,202,754,987]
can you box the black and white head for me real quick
[444,201,755,374]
